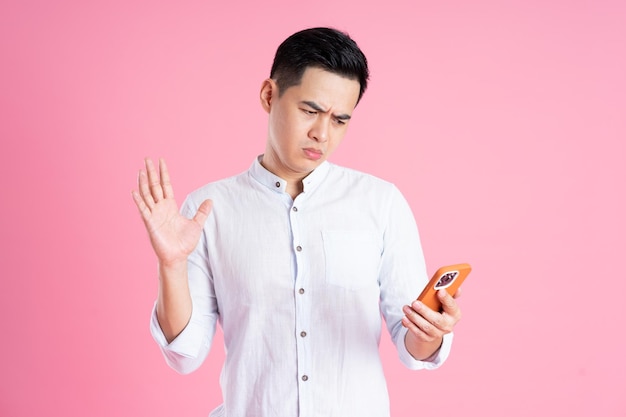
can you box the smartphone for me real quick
[417,263,471,312]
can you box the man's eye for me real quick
[334,118,346,125]
[302,109,317,115]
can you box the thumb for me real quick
[192,199,213,227]
[452,287,462,299]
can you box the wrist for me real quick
[404,331,444,361]
[157,259,189,287]
[158,258,187,273]
[420,337,444,362]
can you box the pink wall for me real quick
[1,1,624,416]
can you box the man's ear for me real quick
[260,79,277,113]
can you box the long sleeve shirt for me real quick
[150,156,453,417]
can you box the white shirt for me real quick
[150,156,453,417]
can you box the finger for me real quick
[131,190,151,220]
[192,199,213,227]
[401,315,437,342]
[403,304,443,339]
[438,290,462,321]
[401,311,432,339]
[453,287,462,299]
[138,169,155,210]
[145,158,164,202]
[410,300,455,333]
[159,158,175,200]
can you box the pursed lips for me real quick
[303,148,323,160]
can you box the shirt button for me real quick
[296,245,302,252]
[302,375,308,381]
[300,331,307,337]
[292,206,298,212]
[298,288,305,294]
[275,181,280,188]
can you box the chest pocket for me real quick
[322,230,382,291]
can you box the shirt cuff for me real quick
[149,301,207,359]
[397,327,454,370]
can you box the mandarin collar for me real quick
[249,155,330,194]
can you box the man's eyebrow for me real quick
[301,100,352,120]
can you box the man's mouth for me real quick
[303,148,323,160]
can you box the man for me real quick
[132,27,462,417]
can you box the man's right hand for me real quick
[132,158,213,342]
[132,158,213,268]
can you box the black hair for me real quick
[269,27,369,103]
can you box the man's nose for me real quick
[310,116,329,142]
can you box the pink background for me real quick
[1,1,625,416]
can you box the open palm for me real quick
[132,158,212,266]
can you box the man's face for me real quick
[261,67,361,181]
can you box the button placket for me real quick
[290,197,312,400]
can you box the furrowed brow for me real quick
[301,101,352,120]
[301,101,325,112]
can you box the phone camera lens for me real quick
[436,272,457,288]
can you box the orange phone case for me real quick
[417,263,471,312]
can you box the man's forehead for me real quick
[295,68,360,108]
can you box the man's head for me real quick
[259,28,368,190]
[269,27,369,103]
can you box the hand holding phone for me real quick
[417,263,471,312]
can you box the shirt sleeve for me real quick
[149,194,219,375]
[396,326,454,370]
[378,185,454,370]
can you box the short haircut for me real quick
[269,27,370,103]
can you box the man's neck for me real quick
[260,154,308,199]
[286,181,304,200]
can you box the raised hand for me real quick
[132,158,212,267]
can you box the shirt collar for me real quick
[249,155,331,194]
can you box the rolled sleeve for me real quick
[396,328,454,370]
[149,300,214,374]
